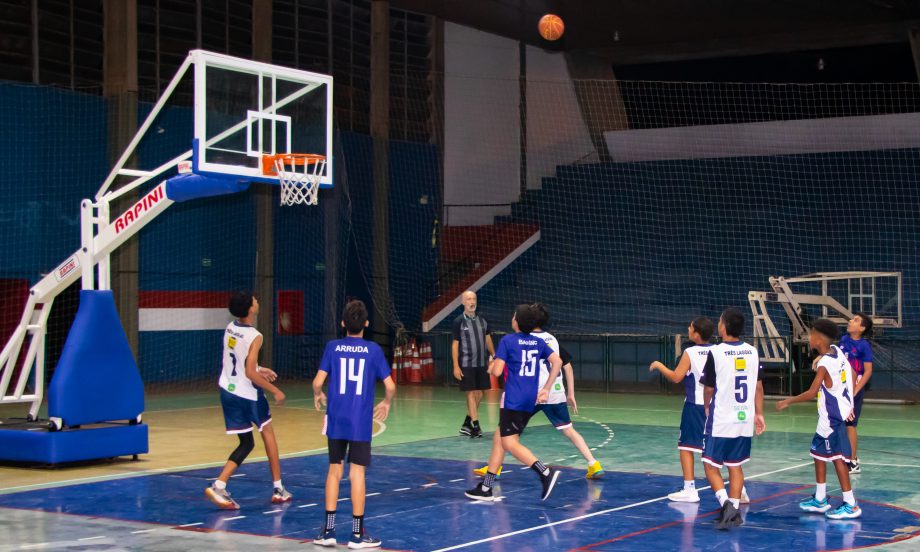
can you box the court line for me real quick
[0,420,387,495]
[429,461,813,552]
[861,462,920,468]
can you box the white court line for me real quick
[130,529,157,534]
[0,421,387,495]
[263,509,283,514]
[861,462,920,468]
[430,461,813,552]
[77,536,106,541]
[366,492,381,497]
[297,503,318,508]
[338,497,350,502]
[221,516,246,521]
[450,478,465,483]
[178,522,204,527]
[422,483,438,488]
[394,487,411,492]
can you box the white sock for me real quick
[683,480,695,491]
[715,488,728,506]
[815,483,827,501]
[214,479,227,490]
[842,490,856,506]
[729,498,740,509]
[273,479,283,490]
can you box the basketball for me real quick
[538,14,564,41]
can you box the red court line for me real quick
[570,484,812,551]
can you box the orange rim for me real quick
[261,153,326,175]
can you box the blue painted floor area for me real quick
[0,455,917,551]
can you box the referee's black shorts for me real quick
[458,365,490,391]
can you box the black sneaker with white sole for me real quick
[459,416,473,436]
[469,425,483,438]
[540,468,561,501]
[464,483,495,501]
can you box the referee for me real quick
[452,290,494,438]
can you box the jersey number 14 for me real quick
[340,358,365,395]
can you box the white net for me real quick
[272,154,326,206]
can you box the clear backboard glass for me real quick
[191,50,333,187]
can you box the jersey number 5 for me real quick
[340,358,366,395]
[735,375,748,402]
[520,350,538,377]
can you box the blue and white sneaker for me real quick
[314,528,336,547]
[348,531,382,549]
[826,502,862,520]
[799,495,832,513]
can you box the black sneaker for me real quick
[464,483,495,501]
[714,501,742,530]
[348,531,382,549]
[469,425,483,438]
[540,468,561,501]
[459,416,473,436]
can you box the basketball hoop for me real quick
[261,153,326,206]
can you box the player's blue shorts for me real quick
[845,390,863,427]
[220,388,271,434]
[536,402,572,430]
[702,435,751,468]
[810,423,852,463]
[678,402,706,452]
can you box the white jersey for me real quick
[816,345,853,438]
[533,331,566,405]
[219,321,262,401]
[683,344,712,406]
[703,341,759,438]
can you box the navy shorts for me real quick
[537,402,573,430]
[845,390,863,427]
[220,388,271,434]
[810,424,852,463]
[702,435,751,468]
[678,403,706,453]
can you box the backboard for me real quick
[190,50,333,187]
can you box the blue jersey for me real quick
[496,333,555,412]
[319,337,391,442]
[838,335,873,380]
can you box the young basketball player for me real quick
[313,300,396,549]
[838,313,873,473]
[701,308,765,530]
[465,304,564,502]
[205,292,291,509]
[473,304,603,480]
[777,318,861,519]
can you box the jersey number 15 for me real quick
[520,350,538,377]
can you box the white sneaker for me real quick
[740,487,751,504]
[667,488,700,503]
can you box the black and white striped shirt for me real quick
[452,313,490,368]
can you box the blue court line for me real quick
[0,455,917,551]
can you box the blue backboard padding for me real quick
[165,173,250,202]
[0,423,147,463]
[48,290,144,425]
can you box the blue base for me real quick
[0,423,147,464]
